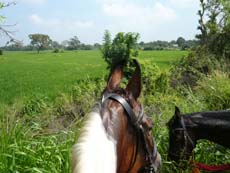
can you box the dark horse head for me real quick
[72,60,161,173]
[167,106,195,163]
[167,106,230,163]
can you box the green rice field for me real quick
[0,50,188,106]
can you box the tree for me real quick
[51,41,62,49]
[67,36,81,50]
[29,34,52,53]
[101,30,139,70]
[176,37,186,48]
[196,0,230,59]
[196,0,208,45]
[93,43,101,49]
[0,1,18,44]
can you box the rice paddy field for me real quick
[0,50,188,106]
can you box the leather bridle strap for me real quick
[180,116,195,148]
[102,93,156,173]
[102,93,143,127]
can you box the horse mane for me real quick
[72,104,117,173]
[185,110,230,129]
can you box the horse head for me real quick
[101,59,161,173]
[72,59,161,173]
[167,106,195,163]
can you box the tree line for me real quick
[1,33,196,53]
[1,34,101,53]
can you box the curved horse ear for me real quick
[126,59,141,100]
[175,106,181,118]
[106,65,124,91]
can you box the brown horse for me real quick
[167,106,230,163]
[72,60,161,173]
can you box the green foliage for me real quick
[176,37,186,48]
[196,0,230,59]
[55,77,105,117]
[170,50,221,87]
[101,30,139,69]
[194,140,230,165]
[140,60,160,95]
[53,48,59,53]
[195,71,230,110]
[0,107,77,173]
[0,49,3,55]
[29,34,52,53]
[0,2,5,22]
[21,95,50,116]
[155,72,170,94]
[67,36,81,50]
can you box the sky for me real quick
[1,0,200,46]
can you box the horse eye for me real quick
[142,117,153,131]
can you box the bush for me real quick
[53,48,59,53]
[55,77,105,118]
[170,51,220,88]
[195,71,230,110]
[20,95,50,116]
[0,49,3,55]
[140,60,160,96]
[101,30,139,70]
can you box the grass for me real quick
[1,49,230,173]
[0,51,105,105]
[139,50,188,69]
[0,50,188,106]
[0,50,190,173]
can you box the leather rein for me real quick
[102,93,158,173]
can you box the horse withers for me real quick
[72,60,161,173]
[167,106,230,163]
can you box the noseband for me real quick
[102,93,158,173]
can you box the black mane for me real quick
[185,110,230,129]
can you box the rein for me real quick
[102,93,158,173]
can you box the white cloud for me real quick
[29,14,43,24]
[101,1,176,23]
[21,0,47,5]
[27,14,95,43]
[152,2,176,20]
[29,14,94,29]
[29,14,94,39]
[169,0,199,8]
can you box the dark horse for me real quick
[72,60,161,173]
[167,106,230,163]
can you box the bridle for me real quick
[102,93,158,173]
[169,116,195,160]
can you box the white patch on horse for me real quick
[72,111,117,173]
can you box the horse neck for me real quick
[185,111,230,148]
[72,111,117,173]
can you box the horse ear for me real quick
[175,106,181,118]
[126,59,141,99]
[106,65,124,91]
